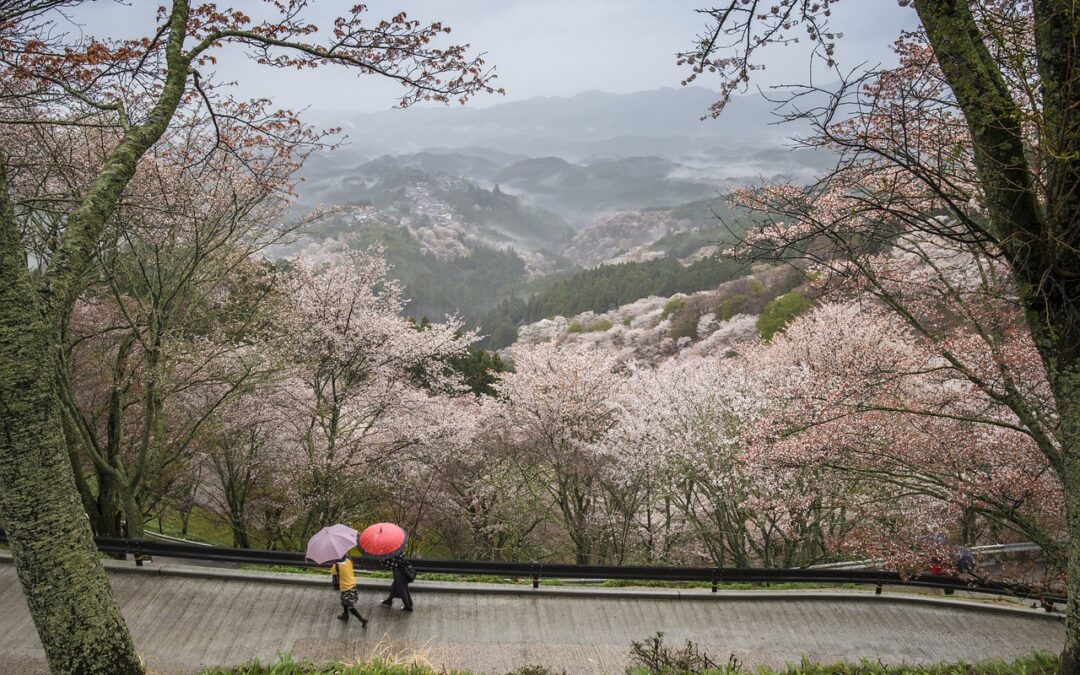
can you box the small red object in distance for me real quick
[358,522,408,560]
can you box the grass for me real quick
[200,653,1060,675]
[227,569,882,591]
[199,653,458,675]
[599,579,862,591]
[200,660,440,675]
[566,318,614,333]
[625,633,1058,674]
[628,653,1062,674]
[239,564,328,576]
[146,506,236,547]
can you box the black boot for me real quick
[336,611,349,621]
[380,598,393,607]
[350,607,369,627]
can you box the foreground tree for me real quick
[612,358,846,567]
[493,343,622,564]
[740,297,1062,579]
[681,0,1080,665]
[269,250,476,546]
[59,133,293,540]
[0,3,497,671]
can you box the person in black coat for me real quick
[379,554,414,611]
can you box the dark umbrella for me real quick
[357,522,407,560]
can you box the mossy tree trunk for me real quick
[1062,377,1080,672]
[914,1,1080,670]
[0,3,193,671]
[0,158,143,673]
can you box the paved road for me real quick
[0,559,1063,674]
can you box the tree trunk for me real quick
[0,159,143,673]
[1055,366,1080,673]
[122,491,145,540]
[1064,450,1080,672]
[231,517,250,549]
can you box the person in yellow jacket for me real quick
[330,555,368,626]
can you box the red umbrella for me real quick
[358,522,407,560]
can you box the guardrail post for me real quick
[531,562,540,589]
[711,569,719,593]
[875,583,882,595]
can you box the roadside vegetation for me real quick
[199,647,1060,675]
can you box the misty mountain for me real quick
[295,148,732,229]
[493,155,722,223]
[294,87,835,230]
[307,87,812,162]
[275,87,834,326]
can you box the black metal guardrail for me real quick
[0,531,1063,609]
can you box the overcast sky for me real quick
[67,1,919,112]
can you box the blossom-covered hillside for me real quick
[514,264,809,364]
[564,209,695,267]
[564,197,746,267]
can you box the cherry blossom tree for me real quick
[397,394,548,561]
[269,249,476,546]
[740,299,1062,576]
[57,134,294,540]
[492,342,623,564]
[682,1,1080,663]
[189,363,289,548]
[610,357,846,567]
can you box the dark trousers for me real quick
[386,567,413,609]
[340,588,366,620]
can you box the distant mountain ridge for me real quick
[307,87,813,162]
[278,87,833,328]
[295,149,734,228]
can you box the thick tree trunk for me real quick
[122,491,145,540]
[0,160,143,673]
[231,517,251,549]
[1064,449,1080,672]
[915,2,1080,669]
[1055,366,1080,673]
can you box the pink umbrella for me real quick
[305,524,359,564]
[358,522,407,560]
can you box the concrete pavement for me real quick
[0,557,1063,674]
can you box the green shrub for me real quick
[567,318,613,333]
[668,306,699,340]
[756,291,812,342]
[627,632,731,674]
[715,294,748,321]
[625,633,1059,674]
[660,297,686,320]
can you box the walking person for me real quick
[380,554,415,612]
[331,555,369,626]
